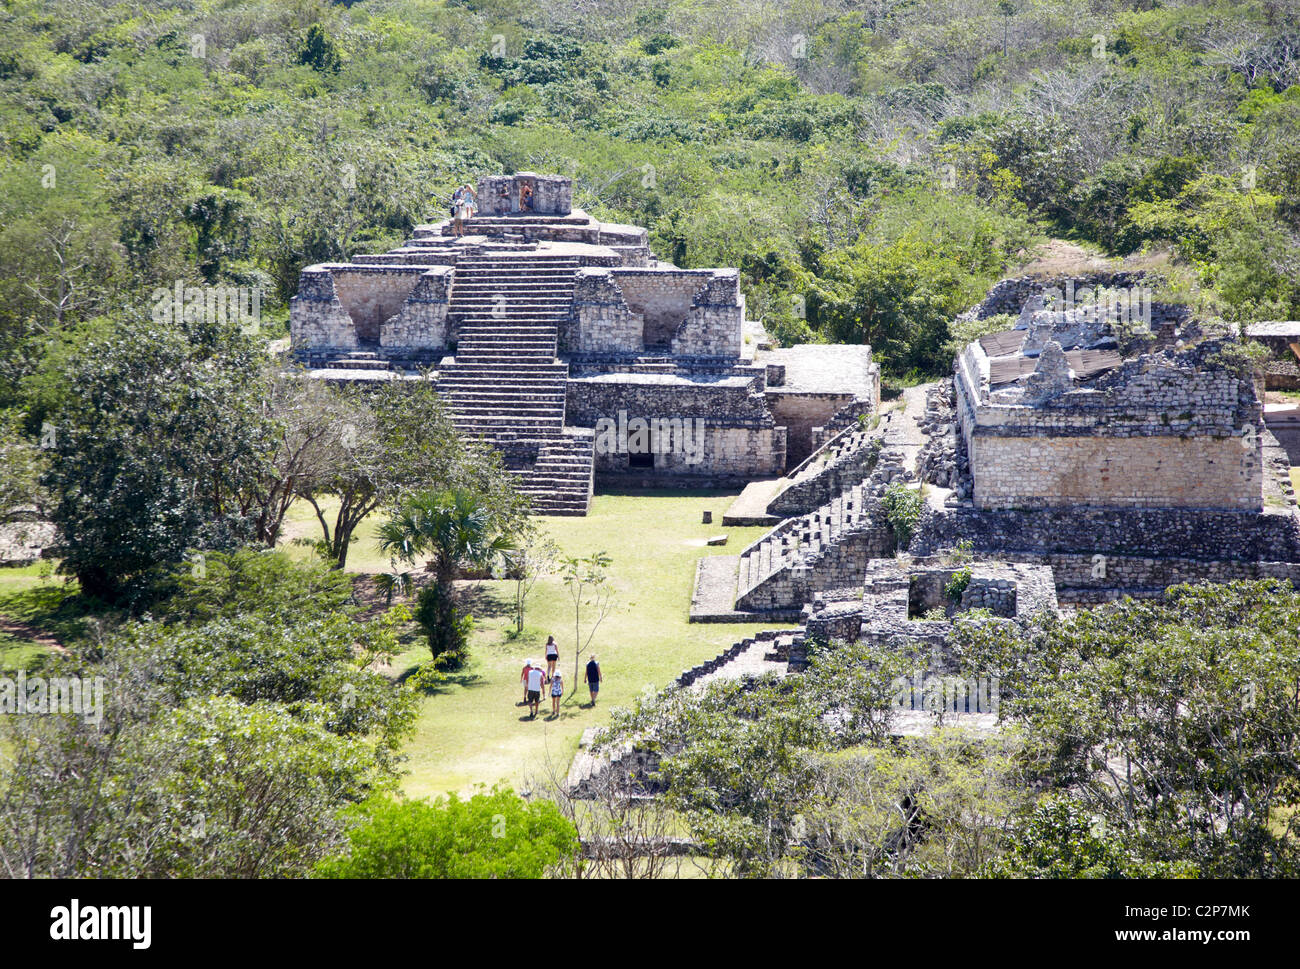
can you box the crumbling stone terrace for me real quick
[803,557,1059,656]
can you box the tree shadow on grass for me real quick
[394,663,485,695]
[456,582,512,621]
[0,582,114,650]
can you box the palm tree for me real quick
[377,487,519,665]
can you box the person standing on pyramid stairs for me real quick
[450,185,466,237]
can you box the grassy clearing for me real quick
[278,489,789,800]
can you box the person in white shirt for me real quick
[525,663,546,719]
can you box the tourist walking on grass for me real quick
[549,670,564,717]
[586,655,602,706]
[525,662,545,719]
[544,635,559,677]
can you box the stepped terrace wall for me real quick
[914,501,1300,567]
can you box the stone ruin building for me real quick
[289,172,879,515]
[279,181,1299,793]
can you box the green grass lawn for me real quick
[278,489,788,799]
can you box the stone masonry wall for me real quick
[566,377,786,478]
[955,336,1265,511]
[766,391,858,465]
[330,267,429,343]
[672,269,744,359]
[476,173,572,216]
[962,271,1190,327]
[614,271,710,347]
[380,268,452,350]
[970,433,1262,510]
[566,267,746,358]
[567,270,642,353]
[914,501,1300,564]
[290,267,357,350]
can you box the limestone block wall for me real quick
[914,501,1300,565]
[672,270,744,359]
[381,268,452,350]
[566,267,745,357]
[955,338,1265,511]
[1011,551,1300,601]
[476,173,573,216]
[970,433,1263,510]
[567,270,642,353]
[290,267,357,351]
[565,378,786,478]
[613,271,712,348]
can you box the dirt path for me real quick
[0,615,68,654]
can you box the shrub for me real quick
[883,481,923,551]
[414,583,472,670]
[314,788,579,879]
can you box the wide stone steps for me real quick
[454,348,556,361]
[455,341,558,352]
[452,278,575,288]
[432,255,590,515]
[513,433,594,516]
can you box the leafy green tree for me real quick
[0,409,45,512]
[954,580,1300,877]
[305,379,525,569]
[378,487,520,668]
[987,799,1198,879]
[42,317,272,602]
[314,788,579,879]
[297,24,342,74]
[132,697,377,878]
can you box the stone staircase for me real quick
[321,350,392,372]
[735,481,892,611]
[437,253,594,515]
[767,417,886,518]
[734,387,928,612]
